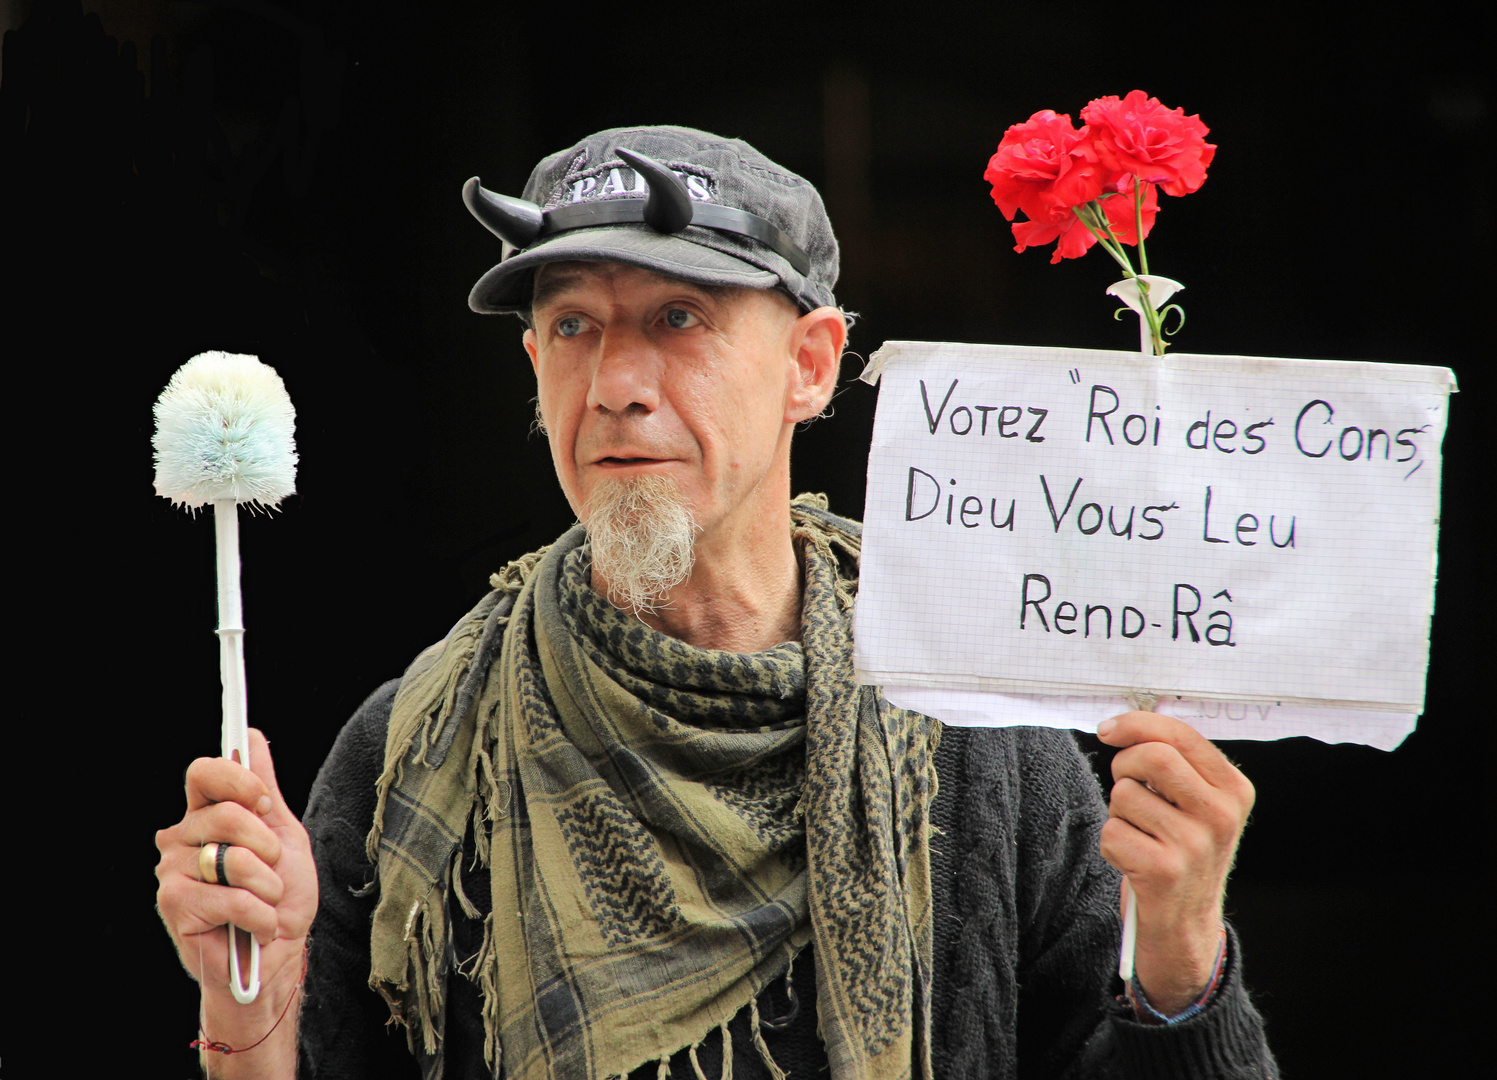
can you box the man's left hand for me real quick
[1096,711,1255,1017]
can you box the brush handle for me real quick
[214,500,261,1004]
[1104,281,1177,989]
[1118,876,1138,983]
[215,502,249,764]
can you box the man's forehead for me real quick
[531,261,739,309]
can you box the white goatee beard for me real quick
[584,474,699,616]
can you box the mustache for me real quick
[576,415,692,463]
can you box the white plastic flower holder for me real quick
[1107,275,1184,358]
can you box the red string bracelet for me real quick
[191,946,308,1055]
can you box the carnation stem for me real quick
[1073,200,1168,355]
[1135,182,1151,277]
[1074,204,1134,274]
[1096,196,1166,356]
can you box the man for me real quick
[156,125,1274,1079]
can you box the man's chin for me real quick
[584,474,700,615]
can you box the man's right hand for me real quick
[155,727,318,1077]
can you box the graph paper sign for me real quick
[854,343,1456,749]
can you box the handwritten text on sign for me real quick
[854,343,1454,747]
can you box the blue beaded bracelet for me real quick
[1129,926,1227,1024]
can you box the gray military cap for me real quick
[464,125,840,315]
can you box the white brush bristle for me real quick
[153,351,298,510]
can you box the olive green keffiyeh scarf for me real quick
[366,496,938,1080]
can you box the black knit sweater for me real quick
[299,681,1276,1079]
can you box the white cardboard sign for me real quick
[855,342,1456,749]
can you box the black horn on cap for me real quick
[616,149,694,234]
[463,177,544,249]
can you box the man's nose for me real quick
[587,326,660,414]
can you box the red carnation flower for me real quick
[984,110,1105,225]
[983,92,1208,352]
[1080,90,1215,197]
[1010,206,1101,264]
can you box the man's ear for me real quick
[785,306,846,423]
[523,327,540,375]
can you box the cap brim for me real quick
[469,226,781,314]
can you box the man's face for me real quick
[523,262,815,552]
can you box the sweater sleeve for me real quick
[297,680,423,1080]
[932,725,1278,1080]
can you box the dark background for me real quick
[5,0,1488,1074]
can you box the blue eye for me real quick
[556,316,587,338]
[664,308,700,329]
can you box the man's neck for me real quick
[594,512,803,654]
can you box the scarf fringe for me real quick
[450,847,480,921]
[473,906,503,1073]
[468,738,497,868]
[748,1000,789,1080]
[490,547,548,593]
[790,493,861,616]
[378,895,448,1058]
[655,1020,739,1080]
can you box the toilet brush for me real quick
[152,350,298,1004]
